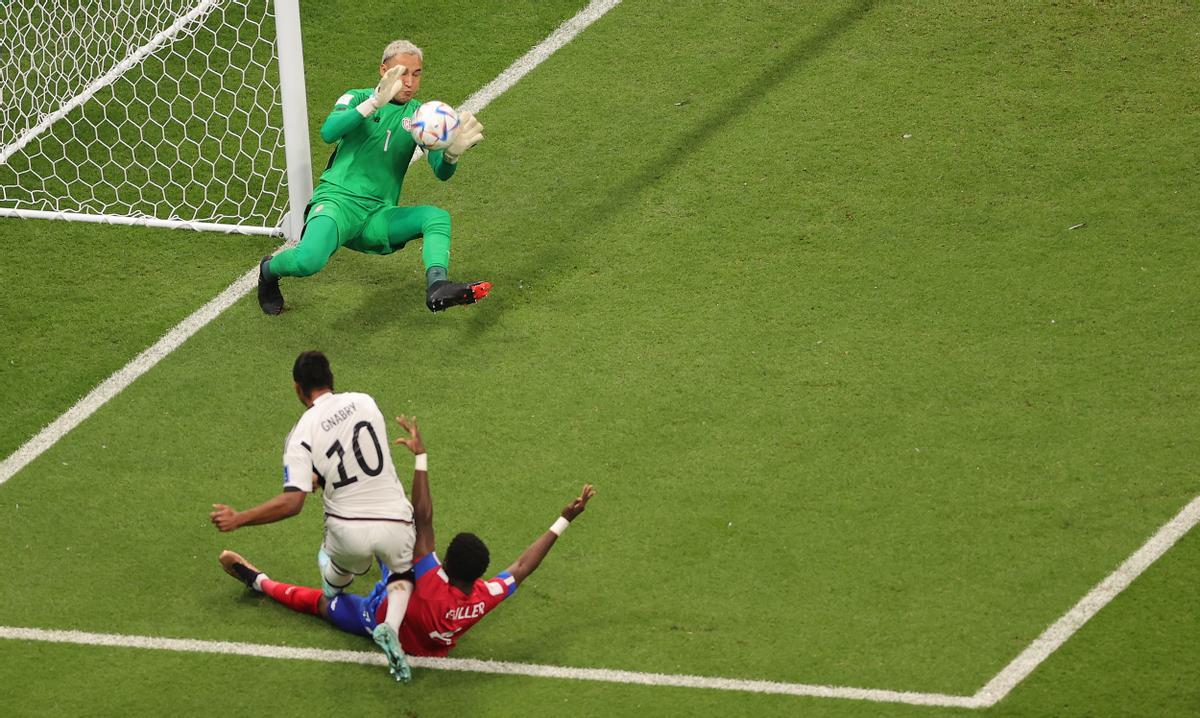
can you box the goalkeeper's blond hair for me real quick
[381,40,423,65]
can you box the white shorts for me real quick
[322,516,415,577]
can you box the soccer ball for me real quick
[408,101,459,151]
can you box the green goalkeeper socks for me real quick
[425,266,447,288]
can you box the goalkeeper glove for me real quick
[444,111,484,163]
[357,65,406,117]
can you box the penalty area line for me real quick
[0,0,623,489]
[972,493,1200,707]
[0,626,982,708]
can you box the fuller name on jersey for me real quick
[390,552,515,657]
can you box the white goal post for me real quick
[0,0,312,240]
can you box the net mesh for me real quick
[0,0,288,231]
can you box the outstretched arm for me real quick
[505,484,596,584]
[393,415,435,556]
[210,490,306,532]
[319,102,367,144]
[319,66,408,144]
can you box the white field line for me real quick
[4,0,1195,706]
[0,266,265,487]
[0,0,622,488]
[5,494,1198,714]
[456,0,621,115]
[0,0,220,165]
[3,492,1196,711]
[972,493,1200,707]
[0,626,981,708]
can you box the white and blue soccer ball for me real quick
[408,101,459,150]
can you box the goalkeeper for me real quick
[258,39,490,314]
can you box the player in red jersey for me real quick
[218,414,595,662]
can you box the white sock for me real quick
[253,573,268,592]
[383,579,413,636]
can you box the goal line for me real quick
[0,626,981,708]
[3,491,1196,711]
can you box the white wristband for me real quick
[356,98,378,117]
[414,454,428,472]
[549,517,570,536]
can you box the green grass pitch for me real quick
[1,1,1198,716]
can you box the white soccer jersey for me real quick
[282,392,412,521]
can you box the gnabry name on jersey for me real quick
[320,402,357,432]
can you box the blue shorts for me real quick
[326,574,389,637]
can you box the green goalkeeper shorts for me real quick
[305,188,398,256]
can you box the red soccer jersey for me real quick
[375,552,517,657]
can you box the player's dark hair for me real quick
[293,350,334,396]
[443,532,490,584]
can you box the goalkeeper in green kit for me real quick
[258,40,490,314]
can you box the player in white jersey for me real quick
[209,350,416,683]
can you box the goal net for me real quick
[0,0,310,237]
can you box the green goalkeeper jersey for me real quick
[315,89,455,204]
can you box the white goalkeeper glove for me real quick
[357,65,406,117]
[444,111,484,163]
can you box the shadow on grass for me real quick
[319,252,435,339]
[462,0,878,334]
[332,0,878,337]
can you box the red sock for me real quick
[261,579,323,616]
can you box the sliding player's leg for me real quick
[218,550,330,619]
[358,205,491,313]
[263,577,325,615]
[218,550,393,639]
